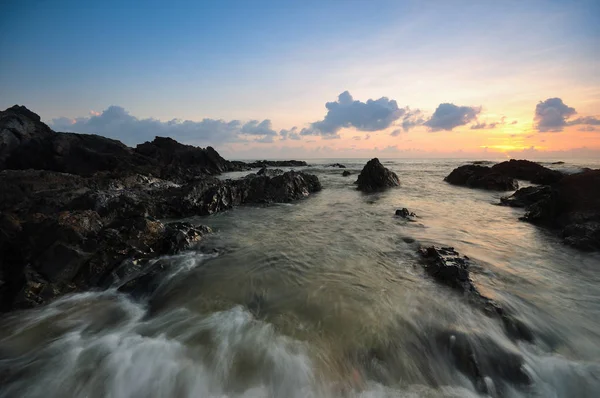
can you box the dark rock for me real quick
[445,165,518,191]
[327,163,346,168]
[356,158,400,192]
[436,330,531,394]
[342,170,351,177]
[245,160,307,168]
[0,211,212,311]
[491,159,563,184]
[395,208,416,220]
[500,185,552,208]
[551,161,565,165]
[256,167,284,177]
[134,137,237,182]
[419,246,533,342]
[521,169,600,251]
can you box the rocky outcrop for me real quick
[134,137,240,182]
[419,246,533,342]
[0,105,322,312]
[243,160,308,168]
[342,170,351,177]
[519,169,600,251]
[445,165,518,191]
[356,158,400,192]
[0,208,211,311]
[327,163,346,168]
[257,167,284,177]
[491,159,563,184]
[500,186,552,208]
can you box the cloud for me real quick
[568,116,600,126]
[424,103,481,131]
[352,135,361,140]
[390,129,403,137]
[534,98,600,132]
[470,117,505,130]
[510,120,518,125]
[578,125,596,132]
[534,98,576,132]
[50,106,278,146]
[302,91,408,137]
[241,119,277,136]
[279,127,302,141]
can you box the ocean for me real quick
[1,158,599,398]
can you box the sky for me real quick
[1,0,599,159]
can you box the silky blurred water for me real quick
[1,158,599,398]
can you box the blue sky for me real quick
[1,0,599,158]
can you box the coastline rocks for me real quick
[0,209,211,311]
[521,169,600,251]
[342,170,351,177]
[356,158,400,192]
[500,186,552,208]
[257,167,284,177]
[445,165,518,191]
[491,159,563,185]
[134,136,237,182]
[419,246,533,342]
[244,160,307,168]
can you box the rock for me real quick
[342,170,351,177]
[395,208,416,220]
[436,330,531,394]
[551,161,565,165]
[356,158,400,192]
[327,163,346,168]
[1,105,306,180]
[256,167,284,177]
[521,169,600,251]
[419,246,533,342]
[245,160,307,168]
[0,210,212,311]
[445,165,518,191]
[491,159,563,184]
[134,137,237,182]
[500,186,552,208]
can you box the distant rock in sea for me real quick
[445,165,518,191]
[356,158,399,192]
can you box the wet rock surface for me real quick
[519,169,600,251]
[500,185,552,208]
[342,170,351,177]
[419,246,533,342]
[491,159,563,185]
[395,208,416,220]
[0,105,321,311]
[445,165,518,191]
[356,158,400,192]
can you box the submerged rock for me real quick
[356,158,400,192]
[327,163,346,168]
[491,159,563,185]
[436,330,532,394]
[445,165,518,191]
[395,208,416,220]
[419,246,533,342]
[342,170,352,177]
